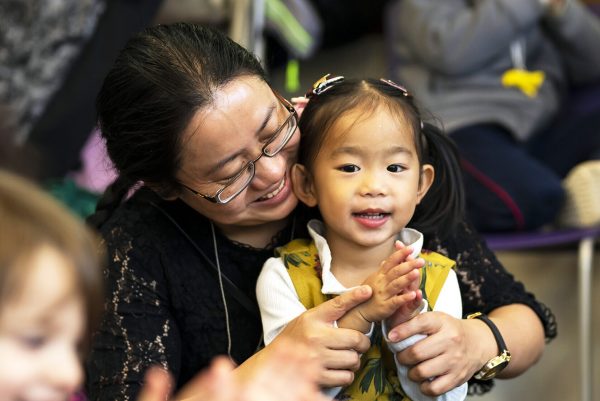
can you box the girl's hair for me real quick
[298,78,465,239]
[0,170,104,344]
[88,22,267,228]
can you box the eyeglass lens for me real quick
[265,113,296,154]
[218,113,296,203]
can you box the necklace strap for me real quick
[150,202,260,317]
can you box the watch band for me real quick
[468,312,508,352]
[467,312,511,380]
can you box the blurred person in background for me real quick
[387,0,600,232]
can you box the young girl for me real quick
[257,76,468,401]
[0,169,104,401]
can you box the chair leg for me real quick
[578,237,594,401]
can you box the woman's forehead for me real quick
[179,76,276,171]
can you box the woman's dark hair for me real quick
[88,23,266,228]
[298,78,465,239]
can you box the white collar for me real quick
[306,219,424,295]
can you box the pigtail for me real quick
[86,175,134,229]
[412,123,465,239]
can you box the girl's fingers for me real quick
[386,258,424,281]
[381,246,414,272]
[387,269,421,294]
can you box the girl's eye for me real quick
[387,164,405,173]
[20,335,47,350]
[338,164,360,173]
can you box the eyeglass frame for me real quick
[180,90,299,204]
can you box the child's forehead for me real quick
[325,105,416,145]
[0,246,81,327]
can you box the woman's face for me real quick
[176,76,299,229]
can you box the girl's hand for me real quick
[386,288,423,328]
[357,247,424,325]
[387,312,484,396]
[385,242,425,327]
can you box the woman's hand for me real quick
[387,304,546,396]
[270,285,373,388]
[387,312,484,396]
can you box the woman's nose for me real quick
[252,153,287,189]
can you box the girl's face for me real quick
[0,246,85,401]
[293,106,433,250]
[176,75,299,231]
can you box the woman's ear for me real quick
[416,164,434,204]
[291,164,318,207]
[146,182,179,201]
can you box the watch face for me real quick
[474,352,511,380]
[477,360,509,380]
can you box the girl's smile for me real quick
[351,209,392,229]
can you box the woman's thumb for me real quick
[314,285,372,322]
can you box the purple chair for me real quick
[485,226,600,401]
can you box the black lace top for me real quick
[85,188,556,400]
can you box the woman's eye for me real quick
[259,133,273,145]
[387,164,405,173]
[338,164,360,173]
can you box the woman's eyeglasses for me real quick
[181,91,298,204]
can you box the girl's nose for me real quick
[360,172,388,197]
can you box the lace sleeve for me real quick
[426,220,557,395]
[85,224,181,401]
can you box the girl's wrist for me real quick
[386,300,425,328]
[338,307,372,333]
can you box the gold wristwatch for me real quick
[467,312,511,380]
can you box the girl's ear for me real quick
[416,164,434,204]
[291,164,318,207]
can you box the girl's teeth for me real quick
[354,213,386,219]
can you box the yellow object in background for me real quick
[501,68,546,97]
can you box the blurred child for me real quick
[257,76,468,401]
[0,169,103,400]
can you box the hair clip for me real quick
[307,74,345,98]
[379,78,411,97]
[380,78,424,130]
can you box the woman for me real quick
[86,23,556,400]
